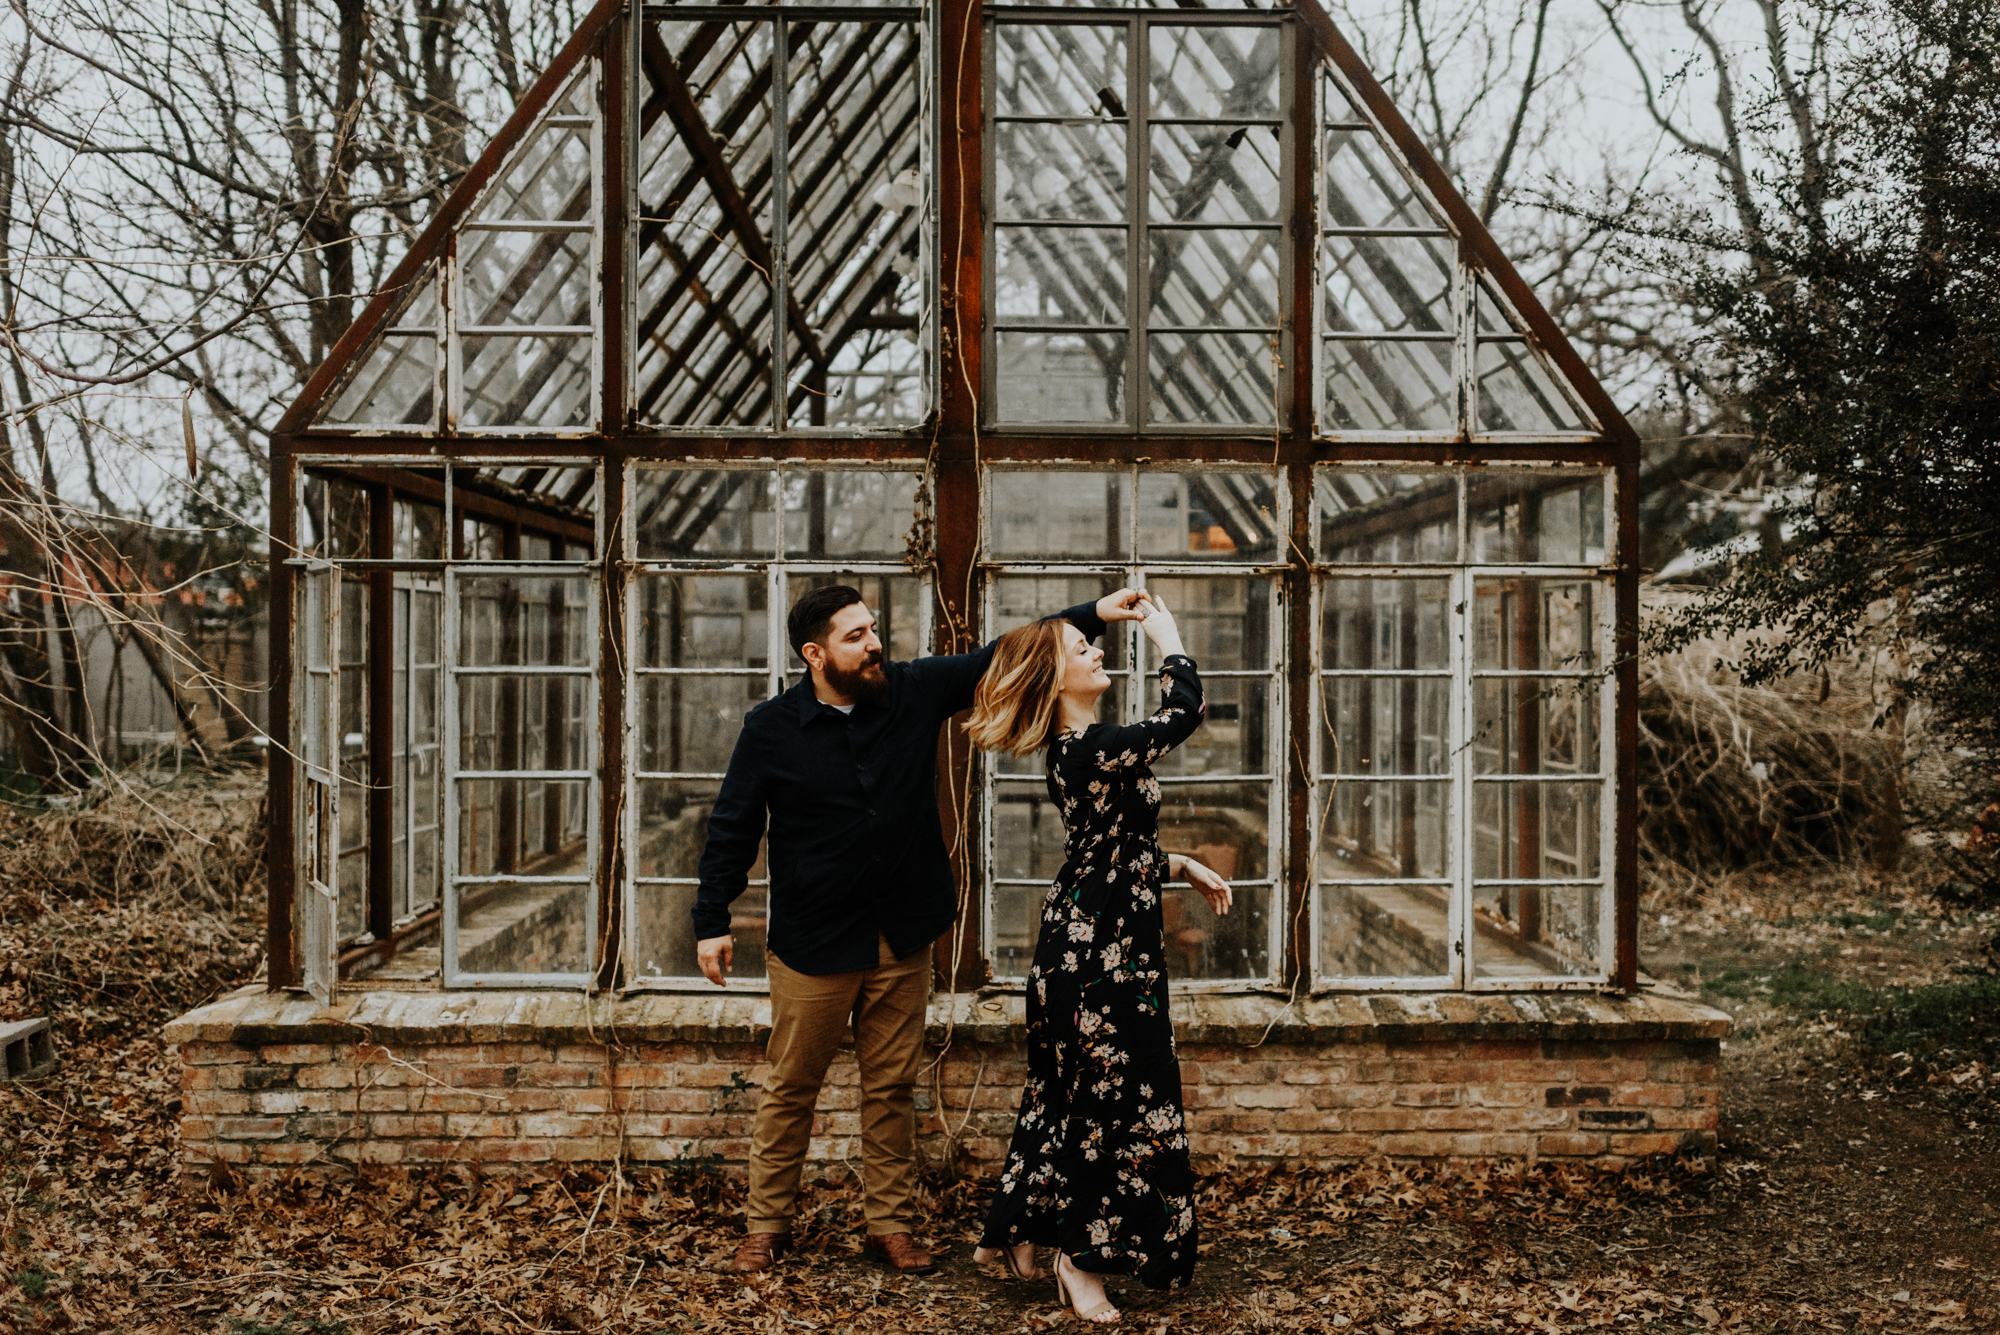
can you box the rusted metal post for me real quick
[367,482,396,947]
[268,441,299,990]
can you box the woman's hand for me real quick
[1179,857,1232,916]
[1137,592,1186,660]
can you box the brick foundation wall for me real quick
[165,990,1727,1176]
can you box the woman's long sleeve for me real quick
[1078,655,1203,772]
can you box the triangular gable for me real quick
[1298,0,1622,442]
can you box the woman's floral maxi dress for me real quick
[980,654,1204,1288]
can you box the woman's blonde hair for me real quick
[963,618,1069,756]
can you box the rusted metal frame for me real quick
[1613,451,1639,990]
[597,450,628,988]
[1510,561,1544,943]
[497,523,524,876]
[938,0,981,435]
[605,15,632,433]
[366,482,397,948]
[1292,0,1631,449]
[277,0,627,435]
[268,444,301,989]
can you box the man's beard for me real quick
[823,650,888,703]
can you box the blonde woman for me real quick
[965,594,1231,1325]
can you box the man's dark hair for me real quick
[788,584,865,658]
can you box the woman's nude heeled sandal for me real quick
[975,1244,1047,1282]
[1054,1255,1122,1325]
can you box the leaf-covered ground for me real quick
[3,789,1997,1333]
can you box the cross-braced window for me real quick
[981,466,1285,986]
[986,11,1289,428]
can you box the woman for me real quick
[964,594,1232,1325]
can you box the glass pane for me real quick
[783,573,924,668]
[1324,234,1452,335]
[1315,473,1458,563]
[1320,576,1451,670]
[1150,123,1281,224]
[1148,26,1280,119]
[456,778,591,878]
[995,227,1128,325]
[1320,677,1450,777]
[1147,229,1280,329]
[1472,780,1602,881]
[995,123,1127,222]
[993,780,1069,882]
[1324,125,1439,232]
[635,21,775,429]
[460,335,592,429]
[1473,884,1605,980]
[1141,574,1272,669]
[1137,472,1279,562]
[781,471,922,560]
[322,336,434,427]
[637,573,768,669]
[995,23,1129,118]
[393,500,445,560]
[456,674,590,772]
[991,573,1128,776]
[995,330,1128,423]
[1477,342,1588,432]
[455,879,591,975]
[474,100,591,223]
[635,470,777,558]
[460,231,591,329]
[458,576,592,667]
[633,884,771,984]
[785,19,925,431]
[1323,338,1454,432]
[636,674,768,775]
[1156,781,1269,879]
[1472,678,1601,777]
[1149,331,1275,426]
[990,883,1049,981]
[988,473,1131,559]
[1468,473,1608,565]
[1152,675,1265,778]
[303,476,370,559]
[1471,576,1602,673]
[1161,880,1270,981]
[1319,882,1451,979]
[336,579,369,941]
[1320,777,1451,882]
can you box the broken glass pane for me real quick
[1149,331,1276,425]
[1137,472,1280,563]
[995,122,1127,221]
[459,335,592,429]
[995,330,1128,423]
[1472,883,1604,980]
[988,472,1131,559]
[1148,228,1280,328]
[1324,234,1452,334]
[785,18,925,429]
[634,469,778,558]
[996,227,1128,325]
[1476,340,1588,432]
[1322,338,1454,432]
[459,231,592,330]
[1150,123,1281,223]
[994,23,1129,119]
[1315,472,1459,562]
[1148,25,1281,120]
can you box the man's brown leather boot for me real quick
[862,1232,937,1274]
[725,1232,791,1273]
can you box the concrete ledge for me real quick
[165,985,1730,1050]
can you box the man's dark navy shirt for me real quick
[691,601,1106,975]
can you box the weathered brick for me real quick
[256,1142,329,1166]
[182,1042,254,1066]
[1393,1085,1460,1108]
[1536,1131,1608,1157]
[213,1117,289,1141]
[260,1044,334,1065]
[446,1114,516,1138]
[1614,1084,1686,1108]
[250,1091,305,1115]
[1231,1086,1304,1110]
[185,1091,252,1117]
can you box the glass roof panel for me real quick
[1323,338,1454,432]
[1324,234,1452,335]
[1147,24,1282,121]
[317,269,437,428]
[1150,123,1282,224]
[1476,341,1588,433]
[995,23,1130,119]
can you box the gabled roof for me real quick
[281,0,1629,476]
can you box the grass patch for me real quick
[226,1317,347,1335]
[11,1268,48,1298]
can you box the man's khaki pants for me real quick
[747,934,930,1236]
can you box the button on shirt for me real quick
[692,601,1106,975]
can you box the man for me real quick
[693,584,1148,1274]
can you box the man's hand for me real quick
[697,935,734,987]
[1096,588,1153,624]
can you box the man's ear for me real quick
[800,640,826,673]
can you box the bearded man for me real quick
[692,583,1148,1274]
